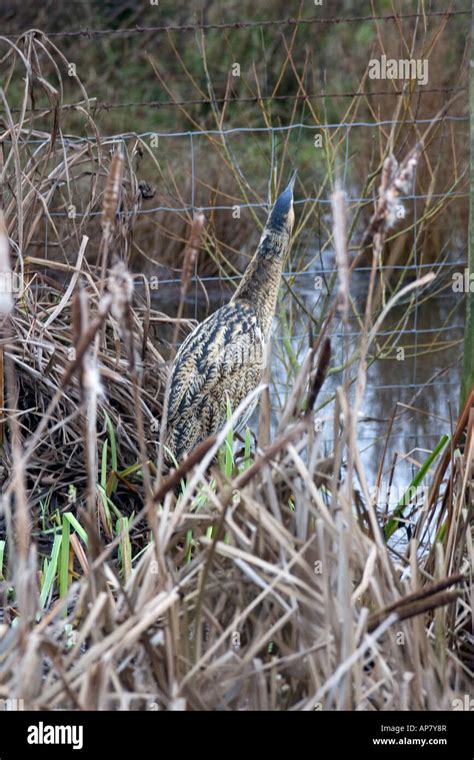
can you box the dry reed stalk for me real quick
[155,211,206,490]
[0,212,13,449]
[108,260,162,568]
[0,211,38,654]
[367,572,466,631]
[169,210,206,354]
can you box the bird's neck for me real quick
[232,227,290,337]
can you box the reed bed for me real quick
[0,151,471,711]
[0,16,472,711]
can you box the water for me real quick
[147,253,465,516]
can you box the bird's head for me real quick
[267,172,296,235]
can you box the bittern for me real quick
[165,174,296,462]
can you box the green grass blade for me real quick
[97,484,123,522]
[97,483,113,533]
[384,434,450,540]
[243,427,252,469]
[117,517,132,581]
[63,512,88,545]
[59,516,70,615]
[118,462,143,478]
[104,410,118,471]
[39,533,62,610]
[436,521,447,543]
[104,410,118,494]
[101,439,108,490]
[184,529,194,563]
[219,395,234,479]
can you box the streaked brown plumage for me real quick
[165,175,296,462]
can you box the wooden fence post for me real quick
[461,8,474,406]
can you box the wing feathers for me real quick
[166,301,265,459]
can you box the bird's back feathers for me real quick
[166,300,265,461]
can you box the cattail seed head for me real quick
[108,260,134,324]
[364,146,420,246]
[331,185,349,322]
[83,363,103,400]
[102,149,124,234]
[384,152,418,229]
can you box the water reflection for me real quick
[149,259,465,500]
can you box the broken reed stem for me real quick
[155,211,206,489]
[368,587,463,632]
[369,571,465,626]
[331,183,356,529]
[94,148,124,379]
[171,210,206,353]
[305,337,331,418]
[71,284,101,535]
[72,287,94,529]
[0,212,36,621]
[332,184,350,327]
[125,307,153,497]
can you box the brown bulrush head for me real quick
[181,210,206,297]
[101,149,124,236]
[165,174,296,462]
[100,149,124,281]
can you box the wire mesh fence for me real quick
[2,7,470,493]
[16,126,467,452]
[23,115,466,490]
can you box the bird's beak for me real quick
[287,170,297,193]
[268,171,297,230]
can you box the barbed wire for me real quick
[92,87,468,110]
[4,9,469,40]
[10,87,467,115]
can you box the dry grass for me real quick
[0,16,472,712]
[0,146,472,711]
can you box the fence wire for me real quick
[6,9,468,39]
[6,18,467,474]
[32,117,466,419]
